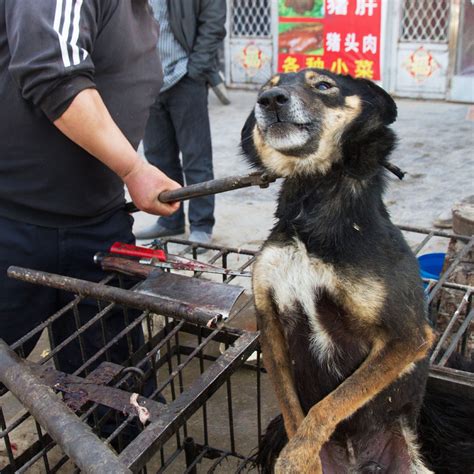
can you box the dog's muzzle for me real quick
[255,87,314,152]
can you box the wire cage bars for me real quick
[0,226,473,473]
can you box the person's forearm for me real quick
[53,87,181,216]
[53,88,140,179]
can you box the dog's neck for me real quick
[274,151,390,259]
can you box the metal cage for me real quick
[1,227,473,473]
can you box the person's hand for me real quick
[122,159,181,216]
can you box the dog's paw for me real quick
[275,442,322,474]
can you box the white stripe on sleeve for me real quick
[70,0,85,65]
[60,0,73,66]
[53,0,89,68]
[53,0,71,68]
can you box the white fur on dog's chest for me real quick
[253,238,339,361]
[253,238,386,367]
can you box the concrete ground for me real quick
[134,90,474,251]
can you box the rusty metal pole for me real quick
[158,172,276,203]
[124,171,277,212]
[0,340,132,474]
[7,266,223,328]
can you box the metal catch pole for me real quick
[124,171,277,212]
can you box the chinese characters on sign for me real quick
[278,0,382,80]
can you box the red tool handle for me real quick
[110,242,166,261]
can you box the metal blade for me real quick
[139,258,251,278]
[135,270,245,320]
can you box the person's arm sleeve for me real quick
[5,0,98,121]
[187,0,226,82]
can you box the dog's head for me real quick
[241,69,397,178]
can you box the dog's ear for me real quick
[360,79,397,125]
[240,110,263,169]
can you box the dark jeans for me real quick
[0,210,144,375]
[143,75,215,233]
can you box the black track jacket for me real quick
[0,0,162,227]
[167,0,226,83]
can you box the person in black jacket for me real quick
[135,0,227,245]
[0,0,180,373]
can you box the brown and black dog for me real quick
[241,69,435,473]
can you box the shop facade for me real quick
[224,0,474,102]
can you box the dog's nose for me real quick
[257,88,290,109]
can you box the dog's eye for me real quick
[314,82,332,91]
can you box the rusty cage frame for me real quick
[1,225,473,473]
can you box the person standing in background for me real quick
[135,0,227,245]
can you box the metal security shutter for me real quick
[399,0,451,43]
[225,0,275,87]
[390,0,452,99]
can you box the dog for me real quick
[241,69,436,473]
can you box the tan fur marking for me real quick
[252,275,274,315]
[258,314,305,437]
[305,71,336,88]
[337,274,387,326]
[422,324,436,357]
[309,95,361,175]
[270,75,281,86]
[400,361,417,376]
[275,331,435,473]
[253,252,305,437]
[253,95,362,177]
[305,70,317,83]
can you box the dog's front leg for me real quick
[257,307,305,438]
[275,326,434,473]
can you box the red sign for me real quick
[278,0,382,80]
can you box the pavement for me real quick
[133,90,474,251]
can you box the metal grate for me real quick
[0,230,473,472]
[231,0,272,38]
[0,241,267,473]
[400,0,451,43]
[397,226,474,370]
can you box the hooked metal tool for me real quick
[105,242,251,278]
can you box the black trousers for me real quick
[0,210,144,375]
[143,75,215,233]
